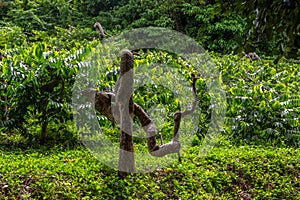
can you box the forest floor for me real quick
[0,141,299,199]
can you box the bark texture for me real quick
[116,50,135,177]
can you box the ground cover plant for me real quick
[0,143,299,199]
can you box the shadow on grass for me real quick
[0,130,82,153]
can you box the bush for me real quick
[214,54,300,147]
[1,42,92,143]
[0,23,27,48]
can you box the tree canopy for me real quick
[0,0,299,58]
[217,0,300,59]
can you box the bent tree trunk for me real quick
[82,49,198,178]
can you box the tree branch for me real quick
[83,89,181,156]
[172,74,198,162]
[82,54,199,162]
[94,22,106,39]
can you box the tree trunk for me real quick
[116,50,135,177]
[1,96,7,122]
[0,53,7,122]
[40,100,49,143]
[41,118,48,144]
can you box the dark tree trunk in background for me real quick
[1,95,7,122]
[172,11,187,33]
[41,119,48,143]
[0,53,7,122]
[40,100,49,143]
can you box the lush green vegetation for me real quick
[1,44,299,147]
[0,143,299,199]
[0,0,299,199]
[1,0,299,56]
[218,0,300,59]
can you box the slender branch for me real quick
[173,74,198,142]
[94,22,106,39]
[182,74,198,117]
[172,74,198,162]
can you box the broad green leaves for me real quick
[215,54,300,146]
[0,42,91,141]
[1,39,299,147]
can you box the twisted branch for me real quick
[83,51,198,161]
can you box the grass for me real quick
[0,141,299,199]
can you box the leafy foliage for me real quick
[182,2,246,53]
[0,144,299,199]
[4,0,79,31]
[1,0,300,56]
[1,40,299,147]
[217,0,300,59]
[0,23,27,48]
[96,0,246,53]
[0,0,247,53]
[214,54,300,146]
[0,42,92,142]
